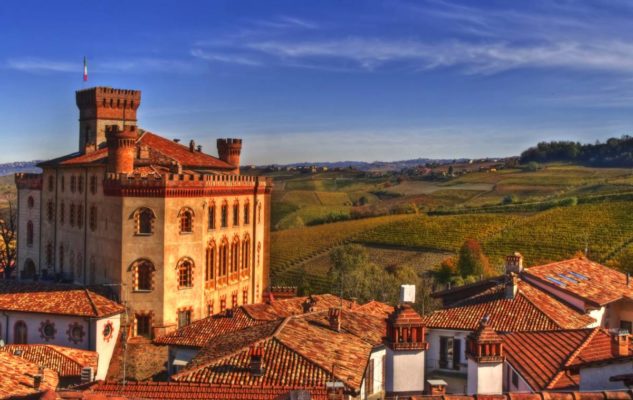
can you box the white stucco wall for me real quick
[580,361,632,391]
[359,347,386,399]
[92,315,121,380]
[386,347,425,394]
[467,358,503,395]
[426,329,468,372]
[4,311,90,349]
[504,362,533,392]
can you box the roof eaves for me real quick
[522,272,603,308]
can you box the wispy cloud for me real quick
[4,57,196,74]
[190,49,262,67]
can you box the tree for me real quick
[0,196,17,278]
[457,239,492,278]
[434,257,457,285]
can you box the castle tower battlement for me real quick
[76,87,141,154]
[217,138,242,173]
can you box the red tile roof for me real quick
[0,281,125,318]
[501,329,595,390]
[524,257,633,307]
[154,294,382,348]
[172,309,386,392]
[0,351,59,398]
[39,130,233,171]
[58,381,329,400]
[421,280,595,332]
[0,345,98,379]
[409,391,633,400]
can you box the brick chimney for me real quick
[505,272,519,299]
[328,307,341,332]
[505,252,523,275]
[466,315,504,395]
[249,345,265,377]
[613,332,630,357]
[33,366,44,390]
[189,140,196,152]
[302,296,317,313]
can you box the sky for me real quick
[1,0,633,165]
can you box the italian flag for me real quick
[83,57,88,82]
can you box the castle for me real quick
[14,86,272,338]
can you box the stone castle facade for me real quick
[15,86,272,337]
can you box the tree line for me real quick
[520,135,633,167]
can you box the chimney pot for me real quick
[613,332,630,357]
[505,273,519,299]
[328,307,341,332]
[197,145,202,152]
[249,345,265,377]
[505,252,524,275]
[173,138,180,143]
[189,140,196,152]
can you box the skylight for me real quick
[568,271,589,281]
[558,274,578,284]
[546,276,567,287]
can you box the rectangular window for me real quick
[512,370,519,388]
[439,336,454,369]
[233,204,239,226]
[244,204,250,225]
[243,288,248,305]
[620,320,632,334]
[136,315,151,338]
[231,293,238,308]
[452,338,461,370]
[178,310,192,328]
[207,303,214,317]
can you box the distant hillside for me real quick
[520,136,633,167]
[0,161,42,177]
[264,157,505,171]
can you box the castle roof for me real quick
[172,309,386,392]
[0,281,124,318]
[39,130,234,171]
[153,294,382,348]
[523,257,633,307]
[421,279,594,332]
[0,350,59,398]
[0,345,98,379]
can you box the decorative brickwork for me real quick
[39,320,57,341]
[67,322,85,344]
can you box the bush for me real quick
[523,161,540,172]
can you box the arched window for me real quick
[258,202,262,223]
[26,221,33,247]
[78,176,84,193]
[77,204,84,228]
[48,176,54,192]
[244,201,250,225]
[242,235,250,271]
[177,258,194,288]
[90,175,98,195]
[70,176,76,193]
[27,196,34,209]
[230,237,240,273]
[132,259,155,291]
[206,241,216,282]
[60,202,65,225]
[47,201,54,222]
[135,208,155,235]
[59,244,64,271]
[89,205,97,231]
[232,201,240,226]
[219,238,228,277]
[208,203,216,230]
[221,202,228,228]
[46,243,53,267]
[22,259,35,279]
[179,208,193,234]
[69,204,76,227]
[61,176,65,192]
[14,321,28,344]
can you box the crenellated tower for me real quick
[106,125,138,174]
[217,138,242,174]
[76,87,141,153]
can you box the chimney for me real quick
[33,366,43,390]
[400,284,416,304]
[189,140,196,152]
[197,145,202,152]
[505,252,523,275]
[249,345,265,377]
[226,308,234,318]
[426,379,448,395]
[613,332,630,357]
[173,138,180,143]
[505,272,519,299]
[328,307,341,332]
[302,295,317,313]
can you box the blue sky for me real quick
[1,0,633,164]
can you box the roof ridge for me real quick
[516,288,568,329]
[83,288,100,317]
[563,327,601,368]
[46,344,96,369]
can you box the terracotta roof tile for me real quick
[524,257,633,306]
[0,281,125,318]
[154,294,384,348]
[409,392,633,400]
[61,380,329,400]
[173,309,386,392]
[0,345,98,378]
[0,351,59,398]
[501,329,595,390]
[421,280,594,332]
